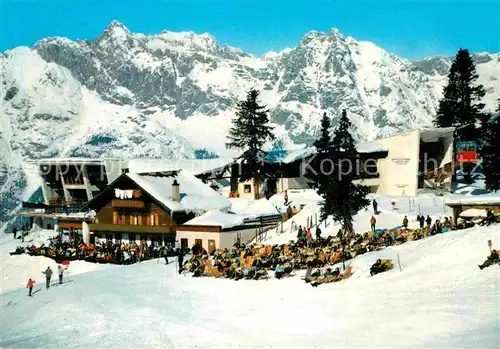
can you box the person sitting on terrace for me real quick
[479,210,496,226]
[370,259,393,276]
[478,249,499,270]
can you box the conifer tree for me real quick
[481,99,500,191]
[434,48,485,140]
[306,112,334,194]
[314,113,334,153]
[323,109,370,227]
[226,89,275,199]
[332,109,357,154]
[310,110,370,269]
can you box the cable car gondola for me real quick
[456,141,478,163]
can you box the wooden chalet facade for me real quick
[83,173,195,246]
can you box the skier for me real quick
[284,190,288,205]
[370,216,377,232]
[372,199,378,214]
[57,265,64,284]
[177,249,184,274]
[26,278,35,296]
[42,266,53,289]
[12,227,17,239]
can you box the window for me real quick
[195,238,202,246]
[129,233,136,243]
[115,233,122,243]
[106,234,113,243]
[181,238,188,250]
[244,184,251,193]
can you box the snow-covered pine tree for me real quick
[434,48,485,141]
[226,89,275,199]
[481,99,500,191]
[312,110,370,269]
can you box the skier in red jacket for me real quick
[26,278,35,296]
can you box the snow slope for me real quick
[0,225,498,348]
[0,230,117,294]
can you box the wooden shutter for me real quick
[129,215,134,225]
[113,212,118,224]
[120,214,126,225]
[154,214,159,226]
[146,215,151,225]
[138,216,143,225]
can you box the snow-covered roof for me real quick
[127,158,234,175]
[281,148,314,164]
[419,127,455,142]
[459,209,489,218]
[182,210,245,229]
[445,194,500,206]
[126,171,231,213]
[280,141,388,164]
[229,197,282,219]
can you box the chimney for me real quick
[172,179,180,202]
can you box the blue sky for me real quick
[1,0,499,59]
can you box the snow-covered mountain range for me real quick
[1,20,499,227]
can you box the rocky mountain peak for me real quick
[103,20,131,36]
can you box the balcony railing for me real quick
[111,199,145,208]
[45,199,87,213]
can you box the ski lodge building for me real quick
[195,127,456,199]
[16,126,455,251]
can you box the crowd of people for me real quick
[180,201,500,285]
[180,218,455,285]
[13,238,179,265]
